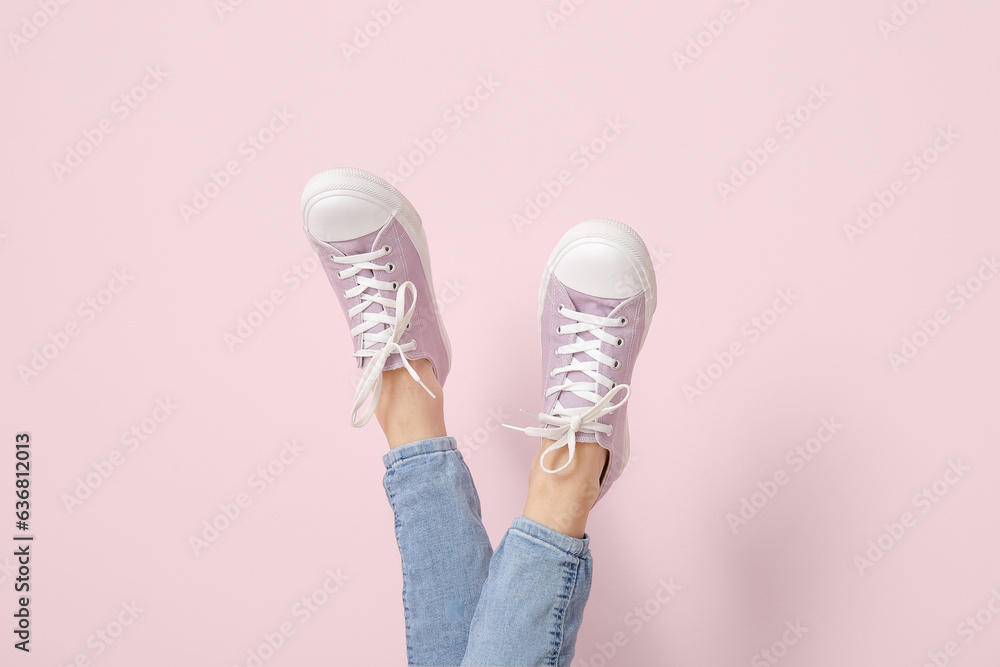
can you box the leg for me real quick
[462,219,658,666]
[380,361,494,666]
[459,441,604,666]
[522,438,607,539]
[299,167,493,665]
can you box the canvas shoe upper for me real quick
[507,219,657,503]
[301,168,451,427]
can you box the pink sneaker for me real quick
[507,219,657,502]
[301,168,451,427]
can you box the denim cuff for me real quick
[382,436,459,469]
[510,516,591,558]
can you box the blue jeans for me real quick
[382,436,593,666]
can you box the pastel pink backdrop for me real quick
[2,0,999,665]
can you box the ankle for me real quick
[521,440,607,538]
[374,359,447,449]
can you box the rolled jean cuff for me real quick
[382,435,458,469]
[510,516,591,557]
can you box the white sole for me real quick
[300,168,453,369]
[539,218,658,474]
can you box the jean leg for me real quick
[383,436,494,666]
[460,517,593,667]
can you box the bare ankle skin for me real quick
[522,439,608,539]
[374,358,447,449]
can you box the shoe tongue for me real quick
[554,286,624,412]
[325,228,382,257]
[563,285,624,315]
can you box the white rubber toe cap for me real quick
[304,194,392,243]
[541,218,657,347]
[553,241,643,298]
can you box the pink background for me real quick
[3,0,999,665]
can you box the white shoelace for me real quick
[506,304,631,473]
[330,245,434,427]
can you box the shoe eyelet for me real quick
[391,281,399,290]
[336,271,345,279]
[554,350,562,357]
[614,337,624,348]
[619,317,628,325]
[549,370,557,378]
[557,304,565,313]
[611,381,616,388]
[329,254,336,260]
[342,290,349,298]
[612,360,621,370]
[385,262,396,274]
[555,325,562,335]
[405,322,412,331]
[382,245,391,253]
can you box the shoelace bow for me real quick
[506,304,631,473]
[331,245,434,427]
